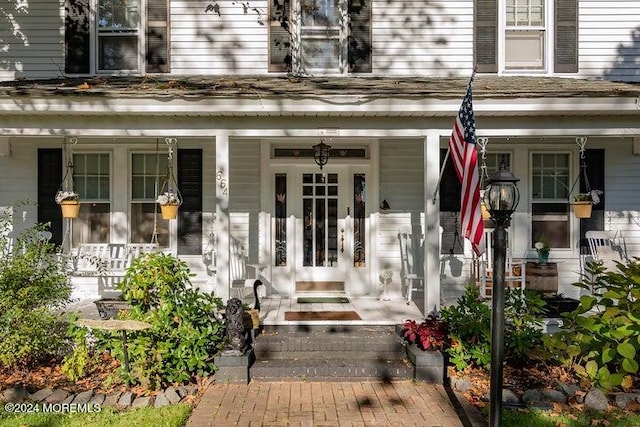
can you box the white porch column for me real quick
[215,131,231,301]
[424,132,441,314]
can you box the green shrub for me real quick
[441,284,545,371]
[96,252,225,389]
[0,206,73,367]
[545,258,640,391]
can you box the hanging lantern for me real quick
[312,140,331,170]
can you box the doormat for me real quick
[284,311,361,321]
[296,297,350,304]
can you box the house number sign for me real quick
[216,170,228,196]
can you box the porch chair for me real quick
[398,231,424,305]
[477,229,526,298]
[229,238,266,304]
[583,230,628,272]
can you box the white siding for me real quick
[372,0,474,76]
[229,139,261,263]
[579,0,640,81]
[0,0,64,80]
[170,0,269,75]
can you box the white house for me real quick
[1,0,640,318]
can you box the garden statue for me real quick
[223,297,247,355]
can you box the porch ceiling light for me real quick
[312,140,331,170]
[484,160,520,225]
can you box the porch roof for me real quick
[2,76,640,119]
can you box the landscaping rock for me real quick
[184,384,198,396]
[2,386,29,403]
[154,392,170,408]
[503,389,519,405]
[72,390,94,405]
[452,378,473,393]
[542,388,567,404]
[117,391,134,408]
[557,382,580,398]
[585,388,609,411]
[131,396,153,408]
[522,389,544,406]
[61,394,76,404]
[30,388,53,402]
[164,386,181,404]
[89,393,106,406]
[103,392,122,408]
[45,389,69,404]
[175,386,189,398]
[614,392,640,409]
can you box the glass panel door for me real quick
[302,172,339,267]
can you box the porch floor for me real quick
[258,296,424,326]
[61,296,425,326]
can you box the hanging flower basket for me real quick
[157,190,182,220]
[55,190,80,219]
[572,201,592,218]
[60,200,81,219]
[160,203,180,220]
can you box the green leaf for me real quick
[617,341,636,359]
[585,360,598,379]
[622,357,639,374]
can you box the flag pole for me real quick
[430,68,477,205]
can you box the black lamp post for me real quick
[312,140,331,170]
[483,161,520,427]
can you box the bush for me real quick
[96,252,225,389]
[0,206,73,367]
[441,284,545,371]
[545,258,640,391]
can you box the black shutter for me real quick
[65,0,90,74]
[269,0,292,72]
[177,149,202,256]
[147,0,170,73]
[348,0,372,73]
[555,0,578,73]
[38,149,63,246]
[474,0,498,73]
[579,149,604,250]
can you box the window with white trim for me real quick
[130,153,169,247]
[530,152,570,248]
[65,0,169,74]
[72,153,111,245]
[505,0,545,70]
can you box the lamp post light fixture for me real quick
[483,160,520,427]
[312,140,331,170]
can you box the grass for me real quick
[0,403,192,427]
[501,407,640,427]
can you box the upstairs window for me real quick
[269,0,372,74]
[65,0,169,74]
[474,0,578,74]
[505,0,545,70]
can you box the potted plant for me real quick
[55,189,80,218]
[156,189,181,220]
[534,236,550,265]
[401,315,449,383]
[571,189,602,218]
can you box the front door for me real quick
[271,167,369,296]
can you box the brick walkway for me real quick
[186,381,466,427]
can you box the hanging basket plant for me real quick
[55,190,80,219]
[157,190,181,220]
[571,190,602,219]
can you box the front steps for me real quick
[249,325,413,382]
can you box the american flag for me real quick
[448,80,485,256]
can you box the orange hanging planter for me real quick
[160,203,179,220]
[60,200,80,219]
[572,201,592,218]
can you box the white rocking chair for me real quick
[229,239,266,304]
[398,231,424,305]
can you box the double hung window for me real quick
[72,153,111,245]
[130,153,169,247]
